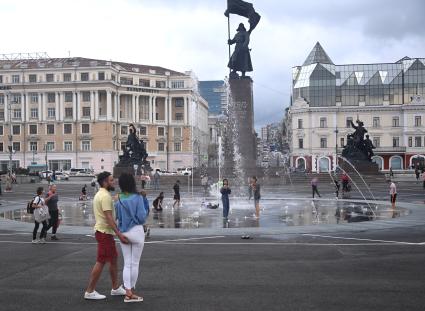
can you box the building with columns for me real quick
[289,43,425,172]
[0,55,208,172]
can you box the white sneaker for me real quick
[84,290,106,300]
[31,239,39,244]
[111,285,126,296]
[39,238,46,244]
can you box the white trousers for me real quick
[120,225,145,289]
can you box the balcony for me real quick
[374,146,406,153]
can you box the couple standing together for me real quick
[84,172,148,303]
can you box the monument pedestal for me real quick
[223,77,257,178]
[340,160,379,174]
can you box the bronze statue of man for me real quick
[228,23,253,78]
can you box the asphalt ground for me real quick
[0,179,424,310]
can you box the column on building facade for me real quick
[311,155,317,172]
[135,95,140,122]
[106,90,112,121]
[21,93,26,122]
[116,93,120,121]
[165,96,169,124]
[132,94,137,122]
[94,90,99,120]
[90,90,95,121]
[152,96,156,123]
[59,91,64,121]
[148,96,153,123]
[183,96,188,125]
[38,93,43,121]
[55,92,60,121]
[25,93,30,122]
[4,94,8,122]
[72,92,77,121]
[42,92,47,121]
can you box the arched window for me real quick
[296,157,306,170]
[372,156,383,170]
[390,156,403,170]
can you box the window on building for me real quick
[120,141,126,151]
[139,79,150,87]
[156,81,166,88]
[82,107,91,117]
[12,75,20,83]
[64,124,72,134]
[64,92,73,102]
[175,98,184,107]
[46,74,54,82]
[47,107,56,118]
[29,74,37,83]
[80,72,89,81]
[320,138,327,148]
[82,92,90,102]
[65,108,73,118]
[174,142,181,152]
[98,72,105,80]
[340,137,345,147]
[0,142,3,152]
[120,77,133,85]
[0,110,4,120]
[30,108,38,119]
[0,95,3,104]
[29,124,37,135]
[373,117,380,128]
[171,81,184,89]
[392,117,399,127]
[121,126,128,135]
[175,113,184,120]
[415,116,422,127]
[393,137,400,147]
[46,124,55,135]
[0,125,3,135]
[47,93,55,103]
[46,142,55,151]
[140,126,147,136]
[298,138,303,149]
[319,117,327,128]
[64,141,73,151]
[0,75,2,84]
[358,95,365,103]
[158,127,165,136]
[12,125,20,135]
[112,124,116,135]
[63,73,72,82]
[373,137,380,148]
[158,142,165,152]
[11,94,21,104]
[81,124,90,134]
[408,137,413,147]
[174,127,182,137]
[298,119,303,129]
[30,93,38,103]
[415,136,422,147]
[346,117,353,128]
[384,94,390,101]
[13,142,20,152]
[335,95,342,103]
[30,141,38,152]
[111,74,116,81]
[13,109,21,119]
[81,141,91,151]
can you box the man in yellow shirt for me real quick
[84,171,129,300]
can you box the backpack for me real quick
[27,196,37,214]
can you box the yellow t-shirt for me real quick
[93,188,115,235]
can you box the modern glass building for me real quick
[289,42,425,172]
[293,42,425,108]
[199,80,228,115]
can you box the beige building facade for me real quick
[0,56,208,173]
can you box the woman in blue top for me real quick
[115,173,147,303]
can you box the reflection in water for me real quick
[0,198,410,229]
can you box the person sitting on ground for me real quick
[80,184,88,201]
[153,192,164,211]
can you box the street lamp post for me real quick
[335,127,339,171]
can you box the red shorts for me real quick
[95,231,117,263]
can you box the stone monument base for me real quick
[340,160,379,174]
[113,166,135,178]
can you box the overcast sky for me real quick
[1,0,424,129]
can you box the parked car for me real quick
[39,170,53,179]
[177,167,192,176]
[54,172,69,181]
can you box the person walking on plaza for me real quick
[153,192,164,211]
[115,173,147,302]
[422,170,425,189]
[201,175,209,196]
[389,167,394,178]
[84,171,128,300]
[248,177,253,200]
[334,179,340,199]
[153,170,160,190]
[250,176,261,217]
[311,177,321,198]
[220,179,232,219]
[173,180,181,208]
[415,167,420,182]
[389,180,397,218]
[32,187,49,244]
[45,184,60,240]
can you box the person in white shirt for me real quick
[389,181,397,217]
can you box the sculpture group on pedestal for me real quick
[342,119,376,162]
